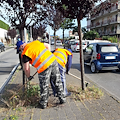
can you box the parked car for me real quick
[84,39,111,45]
[63,40,70,48]
[71,40,87,52]
[83,42,120,73]
[56,40,62,46]
[0,42,5,52]
[63,39,75,49]
[51,39,54,45]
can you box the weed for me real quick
[67,85,104,101]
[9,115,18,120]
[16,83,40,107]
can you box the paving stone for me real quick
[91,111,104,119]
[32,108,40,120]
[1,66,120,120]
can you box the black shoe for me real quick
[36,103,47,109]
[65,92,71,97]
[59,98,66,104]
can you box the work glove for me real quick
[28,76,34,81]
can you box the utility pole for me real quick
[24,28,27,43]
[23,27,27,89]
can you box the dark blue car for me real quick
[83,42,120,73]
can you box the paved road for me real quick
[0,47,19,92]
[72,52,120,101]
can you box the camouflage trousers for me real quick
[38,60,65,106]
[51,63,68,97]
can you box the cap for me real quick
[16,41,25,50]
[67,48,72,53]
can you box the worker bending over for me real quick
[51,48,73,97]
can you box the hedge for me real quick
[0,20,9,30]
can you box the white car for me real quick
[56,40,62,46]
[71,40,87,52]
[51,40,54,45]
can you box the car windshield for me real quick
[100,45,118,52]
[57,41,61,43]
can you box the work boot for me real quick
[37,102,48,109]
[59,97,66,104]
[39,104,47,109]
[65,92,71,97]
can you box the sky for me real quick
[0,0,104,38]
[46,0,105,37]
[47,18,87,38]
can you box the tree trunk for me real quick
[54,30,56,49]
[12,38,14,46]
[77,18,85,90]
[19,29,24,41]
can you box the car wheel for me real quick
[3,47,5,51]
[1,48,3,52]
[90,62,98,73]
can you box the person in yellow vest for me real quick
[16,40,66,109]
[51,48,73,97]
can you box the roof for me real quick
[90,42,118,46]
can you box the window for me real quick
[86,44,93,52]
[100,46,118,52]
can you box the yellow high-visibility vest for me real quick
[22,40,56,73]
[53,48,72,68]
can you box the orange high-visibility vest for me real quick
[22,40,56,73]
[53,48,72,68]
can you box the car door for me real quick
[70,41,75,51]
[83,44,93,63]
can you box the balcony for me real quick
[110,4,118,13]
[90,2,119,20]
[110,18,117,24]
[102,20,108,26]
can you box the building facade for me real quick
[87,0,120,40]
[69,30,83,39]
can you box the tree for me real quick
[83,30,99,40]
[47,0,101,90]
[0,0,49,41]
[61,18,75,43]
[7,28,17,45]
[72,26,87,35]
[32,23,47,40]
[48,8,64,49]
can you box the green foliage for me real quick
[61,18,75,29]
[72,26,78,34]
[102,36,109,40]
[0,20,9,30]
[82,27,88,34]
[102,36,117,43]
[9,115,18,120]
[26,84,40,98]
[69,36,75,40]
[72,27,87,34]
[83,30,99,40]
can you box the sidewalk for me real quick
[0,66,120,120]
